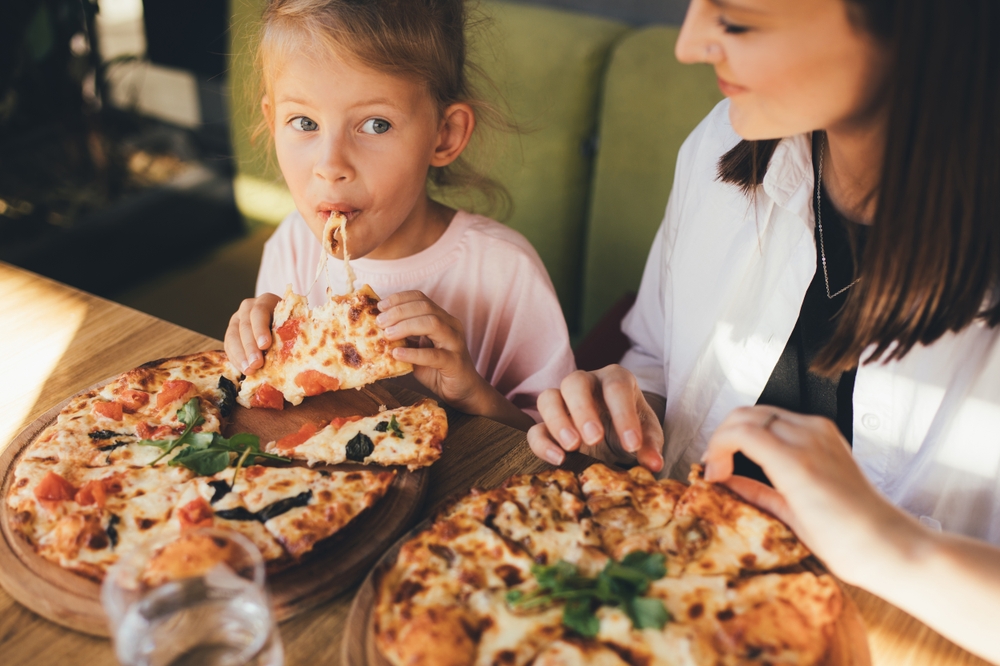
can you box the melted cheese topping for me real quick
[265,399,447,470]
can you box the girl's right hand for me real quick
[224,293,282,374]
[526,365,665,471]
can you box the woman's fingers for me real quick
[537,388,582,452]
[595,366,645,453]
[559,371,607,446]
[527,422,567,466]
[722,476,794,526]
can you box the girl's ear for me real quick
[261,95,275,134]
[430,102,476,167]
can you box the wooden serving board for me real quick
[343,527,871,666]
[0,378,430,637]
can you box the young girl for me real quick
[224,0,575,430]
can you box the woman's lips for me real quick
[716,76,748,96]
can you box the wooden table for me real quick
[0,261,989,666]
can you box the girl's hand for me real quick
[526,365,665,471]
[377,291,534,430]
[702,406,905,583]
[224,293,282,374]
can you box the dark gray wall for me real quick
[508,0,689,25]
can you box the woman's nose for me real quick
[675,0,724,65]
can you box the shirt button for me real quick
[861,413,881,430]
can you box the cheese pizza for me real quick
[266,399,448,471]
[236,285,412,409]
[374,463,842,666]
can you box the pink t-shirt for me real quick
[256,209,576,417]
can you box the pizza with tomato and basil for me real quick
[5,350,446,582]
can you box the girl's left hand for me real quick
[376,291,533,428]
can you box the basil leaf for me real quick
[176,398,205,429]
[625,596,670,630]
[137,438,173,451]
[562,599,599,638]
[388,414,404,439]
[505,589,524,604]
[621,551,667,580]
[169,448,231,476]
[225,432,261,451]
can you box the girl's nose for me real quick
[675,0,724,65]
[314,134,355,183]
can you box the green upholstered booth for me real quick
[579,27,722,334]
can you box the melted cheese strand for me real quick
[341,214,356,293]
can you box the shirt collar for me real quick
[762,132,815,227]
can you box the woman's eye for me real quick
[361,118,392,135]
[717,17,750,35]
[291,117,318,132]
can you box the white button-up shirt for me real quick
[621,100,1000,545]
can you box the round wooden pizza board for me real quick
[342,526,872,666]
[0,378,430,637]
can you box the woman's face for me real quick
[676,0,890,140]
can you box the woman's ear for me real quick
[261,95,275,134]
[430,102,476,167]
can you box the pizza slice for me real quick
[579,464,686,561]
[489,469,608,576]
[236,285,412,409]
[659,465,810,577]
[24,350,240,468]
[222,465,396,558]
[264,399,447,470]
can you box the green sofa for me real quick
[121,0,721,349]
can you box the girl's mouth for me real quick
[318,208,360,223]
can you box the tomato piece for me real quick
[329,415,363,429]
[275,318,302,359]
[34,471,77,502]
[135,422,177,440]
[156,379,196,410]
[93,401,123,421]
[177,497,214,531]
[75,479,108,508]
[117,388,149,413]
[294,370,341,397]
[274,422,319,451]
[250,383,285,410]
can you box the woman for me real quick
[528,0,1000,661]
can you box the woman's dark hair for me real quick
[718,0,1000,374]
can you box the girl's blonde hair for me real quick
[252,0,511,214]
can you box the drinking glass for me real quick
[101,528,284,666]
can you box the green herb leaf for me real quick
[169,447,231,476]
[621,551,667,580]
[624,596,670,630]
[136,438,173,452]
[177,398,205,429]
[388,414,404,439]
[505,589,524,604]
[562,599,600,638]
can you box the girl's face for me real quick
[265,50,467,259]
[676,0,890,140]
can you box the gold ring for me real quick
[762,413,779,430]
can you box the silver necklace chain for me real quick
[816,137,860,299]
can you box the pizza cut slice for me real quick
[264,399,447,470]
[659,466,810,577]
[579,464,686,561]
[236,285,412,409]
[489,469,608,576]
[223,464,396,559]
[24,350,240,468]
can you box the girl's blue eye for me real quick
[291,116,318,132]
[361,118,392,135]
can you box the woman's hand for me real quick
[526,365,664,471]
[377,291,534,430]
[702,406,905,582]
[224,293,282,374]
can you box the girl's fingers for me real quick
[537,388,582,452]
[527,422,567,466]
[376,297,435,327]
[558,371,607,446]
[392,345,453,370]
[384,314,462,348]
[238,317,263,373]
[224,317,247,375]
[250,304,273,350]
[377,290,430,310]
